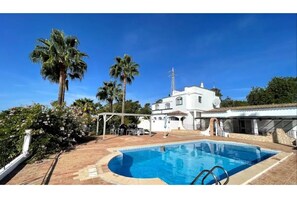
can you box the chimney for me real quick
[200,82,204,88]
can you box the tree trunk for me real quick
[61,80,65,105]
[110,101,113,113]
[58,65,66,106]
[61,74,66,105]
[121,78,126,124]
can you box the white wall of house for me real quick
[201,105,297,138]
[183,112,195,130]
[137,116,180,132]
[151,116,167,131]
[152,86,219,113]
[169,119,180,130]
[202,107,297,118]
[137,117,150,130]
[147,85,220,131]
[150,115,181,132]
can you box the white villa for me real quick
[138,82,221,132]
[138,68,296,146]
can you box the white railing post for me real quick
[22,129,32,156]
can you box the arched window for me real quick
[176,97,183,106]
[165,102,170,109]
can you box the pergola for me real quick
[96,112,152,139]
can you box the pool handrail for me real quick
[202,165,229,185]
[191,165,229,185]
[190,169,219,185]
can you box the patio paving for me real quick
[1,132,296,185]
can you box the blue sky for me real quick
[0,14,296,110]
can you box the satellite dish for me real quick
[213,98,221,108]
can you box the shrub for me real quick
[0,104,88,165]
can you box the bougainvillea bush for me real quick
[0,104,88,167]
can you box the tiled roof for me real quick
[204,103,297,113]
[166,110,188,116]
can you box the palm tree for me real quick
[96,81,122,113]
[109,54,139,124]
[30,29,88,106]
[71,98,98,115]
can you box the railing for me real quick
[0,135,21,169]
[0,129,32,181]
[191,165,229,185]
[191,169,219,185]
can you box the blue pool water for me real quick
[108,140,277,185]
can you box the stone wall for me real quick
[272,128,295,146]
[229,133,272,143]
[229,128,295,146]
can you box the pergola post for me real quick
[95,112,152,139]
[215,121,218,136]
[103,114,107,140]
[149,116,152,136]
[193,110,197,130]
[96,115,99,135]
[220,119,224,130]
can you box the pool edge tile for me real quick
[228,151,293,185]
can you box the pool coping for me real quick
[74,139,293,185]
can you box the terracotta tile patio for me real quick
[1,132,296,185]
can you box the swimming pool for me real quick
[108,140,277,185]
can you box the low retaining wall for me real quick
[229,133,272,143]
[229,128,295,146]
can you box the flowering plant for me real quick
[0,104,88,165]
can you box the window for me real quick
[165,102,170,109]
[198,96,202,103]
[155,104,159,110]
[176,97,183,106]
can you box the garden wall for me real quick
[229,128,295,146]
